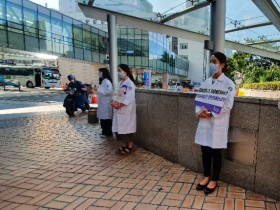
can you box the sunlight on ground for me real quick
[0,104,64,115]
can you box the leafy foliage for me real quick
[228,51,280,85]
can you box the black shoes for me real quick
[196,183,208,191]
[204,185,217,195]
[196,181,217,195]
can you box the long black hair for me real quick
[98,68,113,84]
[212,52,229,73]
[118,64,136,84]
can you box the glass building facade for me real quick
[117,26,189,76]
[0,0,188,77]
[0,0,108,63]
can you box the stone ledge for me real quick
[136,88,278,104]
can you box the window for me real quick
[180,43,188,49]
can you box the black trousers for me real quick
[201,146,222,181]
[100,119,112,136]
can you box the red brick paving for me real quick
[0,113,279,209]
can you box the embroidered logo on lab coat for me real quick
[120,85,127,94]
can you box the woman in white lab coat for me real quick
[111,64,136,154]
[96,68,113,138]
[195,52,235,195]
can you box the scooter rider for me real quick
[66,74,87,112]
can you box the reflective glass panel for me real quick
[63,22,73,45]
[7,0,22,6]
[23,0,36,10]
[23,7,37,36]
[0,0,6,23]
[6,2,22,24]
[38,13,51,39]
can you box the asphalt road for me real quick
[0,88,66,120]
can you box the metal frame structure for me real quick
[78,3,280,60]
[252,0,280,32]
[225,22,272,33]
[159,1,211,24]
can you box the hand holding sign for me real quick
[111,87,125,109]
[197,106,212,118]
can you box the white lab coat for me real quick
[195,73,235,149]
[96,78,113,119]
[112,78,136,134]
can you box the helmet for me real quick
[67,74,75,81]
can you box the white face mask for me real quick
[209,63,219,76]
[118,71,125,79]
[98,72,103,78]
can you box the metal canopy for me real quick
[77,0,280,59]
[225,21,272,33]
[246,39,280,45]
[252,0,280,32]
[159,1,211,24]
[78,4,280,60]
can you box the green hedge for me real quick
[242,81,280,90]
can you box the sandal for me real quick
[120,146,134,154]
[117,146,126,152]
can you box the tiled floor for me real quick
[0,111,279,210]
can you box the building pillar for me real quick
[210,0,226,53]
[107,14,118,86]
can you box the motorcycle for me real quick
[63,86,90,117]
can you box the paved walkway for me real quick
[0,110,279,210]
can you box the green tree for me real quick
[264,64,280,82]
[227,51,280,84]
[243,65,265,83]
[226,51,250,81]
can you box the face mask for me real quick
[118,72,124,79]
[209,63,219,76]
[98,72,103,78]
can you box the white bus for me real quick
[0,65,61,89]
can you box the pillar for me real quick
[107,14,118,86]
[210,0,226,53]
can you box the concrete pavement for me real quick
[0,107,279,209]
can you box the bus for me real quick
[0,65,61,89]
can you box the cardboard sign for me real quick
[111,87,125,103]
[194,83,229,114]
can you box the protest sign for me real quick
[111,87,125,103]
[194,83,229,114]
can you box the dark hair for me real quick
[118,63,135,84]
[98,68,112,84]
[212,52,228,73]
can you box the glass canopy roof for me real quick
[78,0,280,54]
